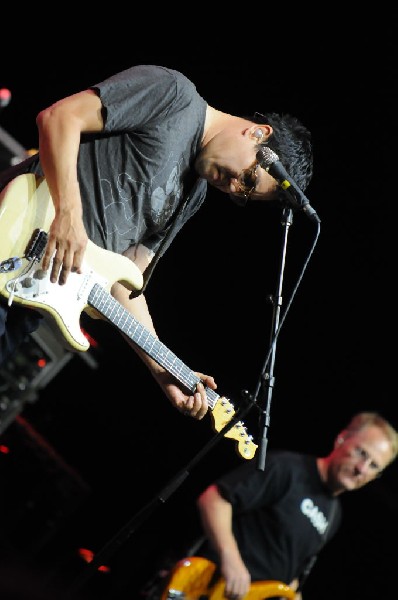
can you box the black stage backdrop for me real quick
[0,25,397,600]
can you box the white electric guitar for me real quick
[0,174,257,460]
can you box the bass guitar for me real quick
[0,174,257,460]
[161,556,295,599]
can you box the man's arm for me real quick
[111,276,215,419]
[197,484,251,599]
[37,89,103,285]
[109,243,215,418]
[37,92,215,419]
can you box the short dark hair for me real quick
[251,111,313,191]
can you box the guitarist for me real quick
[193,412,398,599]
[0,64,313,416]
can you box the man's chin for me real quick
[340,476,359,491]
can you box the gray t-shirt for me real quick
[0,65,208,256]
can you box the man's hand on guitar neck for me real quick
[111,281,217,420]
[152,369,217,420]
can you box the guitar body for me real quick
[161,556,295,599]
[0,174,143,351]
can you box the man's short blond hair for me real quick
[342,412,398,463]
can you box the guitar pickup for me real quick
[26,229,48,262]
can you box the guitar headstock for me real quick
[211,397,257,460]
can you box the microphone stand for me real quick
[254,206,293,470]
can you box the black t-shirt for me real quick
[199,450,342,585]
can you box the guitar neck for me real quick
[89,284,219,409]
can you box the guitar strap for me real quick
[185,534,207,556]
[129,194,191,299]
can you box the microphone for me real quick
[256,146,320,223]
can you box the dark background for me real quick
[0,19,397,600]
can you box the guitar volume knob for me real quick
[34,269,47,280]
[22,277,34,288]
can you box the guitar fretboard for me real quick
[89,284,219,409]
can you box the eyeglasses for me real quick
[233,160,260,204]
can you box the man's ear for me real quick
[335,431,348,447]
[249,124,272,143]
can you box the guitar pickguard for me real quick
[4,250,109,351]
